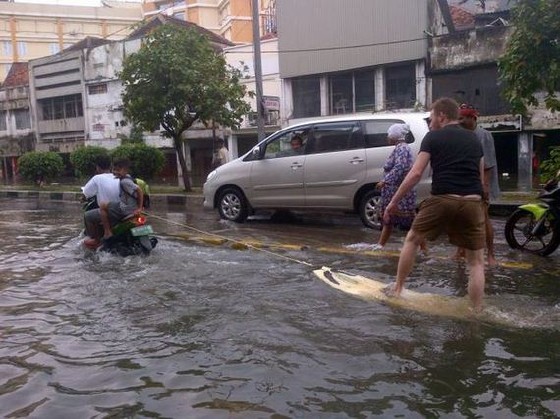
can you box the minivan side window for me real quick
[262,127,310,159]
[308,122,362,154]
[362,119,415,148]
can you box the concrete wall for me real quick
[430,26,512,71]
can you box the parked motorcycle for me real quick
[504,179,560,256]
[82,197,158,257]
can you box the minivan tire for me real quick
[359,190,382,230]
[217,187,249,223]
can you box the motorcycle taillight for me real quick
[135,215,146,225]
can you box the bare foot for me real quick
[467,305,484,317]
[487,255,497,267]
[382,283,401,298]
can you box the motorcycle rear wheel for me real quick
[504,209,560,256]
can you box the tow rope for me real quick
[143,211,314,267]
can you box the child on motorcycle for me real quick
[99,158,144,245]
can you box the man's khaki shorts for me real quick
[412,195,486,250]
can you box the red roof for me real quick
[2,62,28,88]
[450,6,475,29]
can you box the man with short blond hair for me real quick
[384,97,486,312]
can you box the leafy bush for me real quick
[18,151,64,184]
[540,146,560,182]
[111,143,164,180]
[70,146,111,178]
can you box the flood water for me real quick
[1,198,559,418]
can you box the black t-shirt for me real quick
[420,124,483,196]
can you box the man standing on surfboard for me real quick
[383,97,486,312]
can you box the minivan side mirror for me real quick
[251,145,261,158]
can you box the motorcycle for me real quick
[82,197,158,257]
[504,179,560,256]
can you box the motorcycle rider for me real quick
[82,155,120,248]
[98,158,144,244]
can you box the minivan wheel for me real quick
[359,190,382,230]
[217,188,249,223]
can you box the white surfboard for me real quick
[314,266,560,329]
[314,266,474,321]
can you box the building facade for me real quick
[429,4,560,191]
[0,1,143,81]
[277,0,429,126]
[141,0,277,44]
[0,61,33,181]
[224,36,281,159]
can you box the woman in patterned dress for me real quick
[372,123,418,250]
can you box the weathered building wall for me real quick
[83,42,129,148]
[430,26,512,71]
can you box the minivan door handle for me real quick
[290,163,303,170]
[349,158,364,164]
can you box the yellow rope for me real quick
[144,211,314,267]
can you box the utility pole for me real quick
[251,0,266,142]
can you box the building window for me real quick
[355,70,375,112]
[173,12,185,20]
[330,73,353,115]
[2,41,12,57]
[327,70,375,115]
[40,94,83,121]
[0,111,7,131]
[262,0,277,35]
[385,63,416,109]
[17,41,27,57]
[292,77,321,119]
[14,109,30,129]
[88,83,108,95]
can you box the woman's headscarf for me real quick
[387,123,410,142]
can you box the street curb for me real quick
[0,189,204,206]
[0,189,524,214]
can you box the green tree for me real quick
[498,0,560,115]
[70,146,111,178]
[120,25,251,191]
[18,151,64,184]
[539,146,560,182]
[111,143,165,180]
[119,125,145,145]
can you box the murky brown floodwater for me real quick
[1,198,559,418]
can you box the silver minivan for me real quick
[203,112,431,228]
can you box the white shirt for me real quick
[81,173,120,205]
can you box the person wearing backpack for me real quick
[98,158,144,244]
[133,177,150,209]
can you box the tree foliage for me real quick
[539,146,560,182]
[111,143,165,180]
[70,146,111,178]
[498,0,560,115]
[120,24,251,191]
[18,151,64,184]
[119,125,145,145]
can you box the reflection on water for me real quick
[0,199,559,418]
